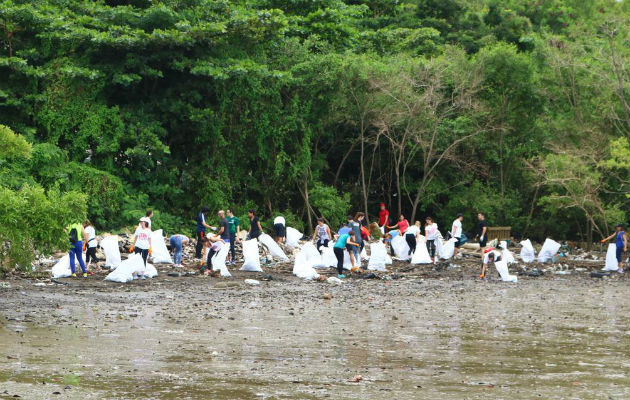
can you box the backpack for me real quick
[69,227,79,244]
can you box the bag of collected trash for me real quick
[241,239,263,272]
[285,227,303,250]
[494,260,518,282]
[105,254,146,283]
[293,251,320,280]
[150,229,173,264]
[537,238,561,263]
[439,238,457,260]
[360,246,370,260]
[343,248,360,269]
[391,235,410,261]
[410,237,432,264]
[367,241,387,271]
[502,248,516,264]
[302,242,325,268]
[258,233,289,261]
[52,255,73,278]
[603,243,618,271]
[211,244,232,277]
[100,235,121,269]
[321,245,338,268]
[520,239,536,263]
[145,263,158,278]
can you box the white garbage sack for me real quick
[343,248,361,269]
[520,239,536,263]
[321,245,338,268]
[211,244,232,277]
[385,253,393,264]
[435,237,444,259]
[259,233,289,261]
[494,260,518,282]
[293,251,320,280]
[150,229,173,264]
[285,227,303,250]
[537,238,561,263]
[410,237,432,264]
[502,248,516,264]
[145,263,158,278]
[100,235,121,269]
[439,238,457,260]
[105,254,146,283]
[52,255,72,278]
[241,239,262,272]
[302,242,325,268]
[367,241,387,271]
[603,243,619,271]
[391,235,410,260]
[360,246,369,260]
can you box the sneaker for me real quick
[82,273,88,278]
[617,268,624,274]
[338,274,346,279]
[70,273,77,278]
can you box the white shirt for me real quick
[274,216,285,226]
[85,226,97,247]
[134,227,151,250]
[425,223,439,240]
[483,250,502,264]
[451,219,462,238]
[405,225,420,236]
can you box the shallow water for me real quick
[1,277,628,399]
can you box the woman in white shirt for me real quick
[404,221,421,256]
[83,221,98,267]
[424,217,439,263]
[131,218,152,277]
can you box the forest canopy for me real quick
[1,0,629,269]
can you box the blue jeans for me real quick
[170,236,183,264]
[69,241,86,274]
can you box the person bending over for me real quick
[333,231,360,279]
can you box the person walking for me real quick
[247,209,263,240]
[169,234,189,268]
[67,221,88,278]
[312,217,332,253]
[476,213,488,253]
[83,220,99,269]
[425,217,439,263]
[602,224,628,274]
[405,221,421,256]
[333,231,360,279]
[273,215,286,244]
[195,206,212,259]
[226,208,240,265]
[451,213,464,258]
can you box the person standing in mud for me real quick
[131,217,152,273]
[195,206,212,259]
[333,230,360,279]
[602,224,628,274]
[425,217,438,263]
[476,213,488,253]
[378,203,390,232]
[226,208,240,265]
[451,213,464,258]
[66,221,88,278]
[83,220,99,268]
[247,209,263,240]
[350,213,364,261]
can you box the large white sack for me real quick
[241,239,263,272]
[391,235,410,260]
[101,235,121,269]
[520,239,536,263]
[105,254,146,283]
[343,248,361,269]
[145,263,158,278]
[411,238,432,264]
[502,248,516,264]
[494,260,518,282]
[52,255,72,278]
[293,251,320,280]
[439,238,457,260]
[302,242,325,268]
[385,253,393,264]
[360,246,369,260]
[211,244,232,277]
[537,238,561,263]
[321,245,338,268]
[367,242,387,271]
[434,237,444,259]
[150,229,173,264]
[603,243,619,271]
[259,233,289,261]
[286,227,303,250]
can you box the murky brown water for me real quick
[1,274,628,399]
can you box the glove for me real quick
[82,243,86,251]
[600,239,606,243]
[129,245,134,253]
[148,247,153,255]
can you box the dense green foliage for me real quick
[1,0,629,267]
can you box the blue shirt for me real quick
[616,231,626,248]
[334,234,351,249]
[338,226,351,236]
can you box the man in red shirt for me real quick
[378,203,390,231]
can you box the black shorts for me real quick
[479,237,487,247]
[274,223,286,238]
[454,238,463,248]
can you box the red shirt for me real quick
[398,219,409,234]
[378,209,389,226]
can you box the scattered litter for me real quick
[326,277,344,285]
[244,279,260,286]
[348,375,363,383]
[323,293,332,300]
[554,270,571,275]
[0,282,11,289]
[33,282,46,287]
[590,271,610,279]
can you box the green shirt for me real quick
[67,223,84,243]
[227,216,240,234]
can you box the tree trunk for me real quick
[359,123,369,222]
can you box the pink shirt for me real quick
[398,219,409,234]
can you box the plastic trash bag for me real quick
[150,229,173,264]
[391,235,410,260]
[302,242,325,268]
[410,237,432,264]
[258,233,289,261]
[360,246,369,260]
[211,244,232,277]
[293,251,320,280]
[494,260,518,282]
[537,238,561,263]
[241,239,262,272]
[105,254,146,283]
[343,248,360,269]
[603,243,619,271]
[385,253,393,264]
[101,235,121,269]
[367,242,387,271]
[285,227,303,250]
[321,245,338,268]
[502,248,516,264]
[145,263,158,278]
[439,238,457,260]
[52,255,73,278]
[520,239,536,263]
